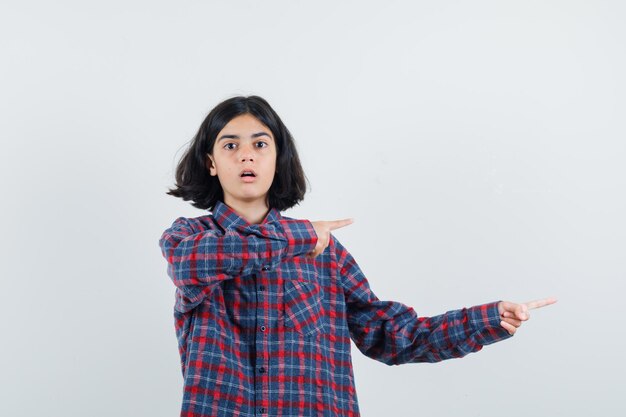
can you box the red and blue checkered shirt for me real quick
[159,200,512,417]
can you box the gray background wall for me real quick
[1,1,623,416]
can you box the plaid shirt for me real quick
[159,200,512,417]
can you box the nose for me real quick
[239,142,254,162]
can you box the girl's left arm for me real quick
[331,235,513,365]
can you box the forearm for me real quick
[349,300,512,365]
[159,217,317,288]
[383,301,513,364]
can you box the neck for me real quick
[223,198,270,225]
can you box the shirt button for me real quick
[260,325,266,332]
[259,367,266,373]
[262,265,270,271]
[259,285,265,291]
[259,408,266,413]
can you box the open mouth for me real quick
[239,169,256,182]
[240,170,257,178]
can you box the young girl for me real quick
[159,95,556,417]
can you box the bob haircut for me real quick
[166,95,308,212]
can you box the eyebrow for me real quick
[217,132,272,142]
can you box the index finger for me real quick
[524,297,558,310]
[329,218,354,231]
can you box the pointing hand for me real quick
[497,297,557,335]
[307,219,354,258]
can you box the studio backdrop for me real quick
[1,1,624,416]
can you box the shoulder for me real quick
[164,213,220,234]
[329,232,349,253]
[328,233,353,266]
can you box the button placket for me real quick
[256,263,272,415]
[256,268,269,414]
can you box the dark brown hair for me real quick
[166,95,308,211]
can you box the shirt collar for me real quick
[212,200,282,230]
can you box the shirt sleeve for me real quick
[332,235,513,365]
[159,216,318,312]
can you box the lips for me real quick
[240,168,257,183]
[239,169,257,177]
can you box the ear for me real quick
[206,154,217,176]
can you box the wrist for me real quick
[280,219,318,258]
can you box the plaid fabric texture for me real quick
[159,200,512,417]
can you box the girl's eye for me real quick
[256,141,268,148]
[224,143,236,150]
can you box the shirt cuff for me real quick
[467,300,514,345]
[279,219,318,258]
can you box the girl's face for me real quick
[207,113,277,209]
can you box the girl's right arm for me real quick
[159,216,318,311]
